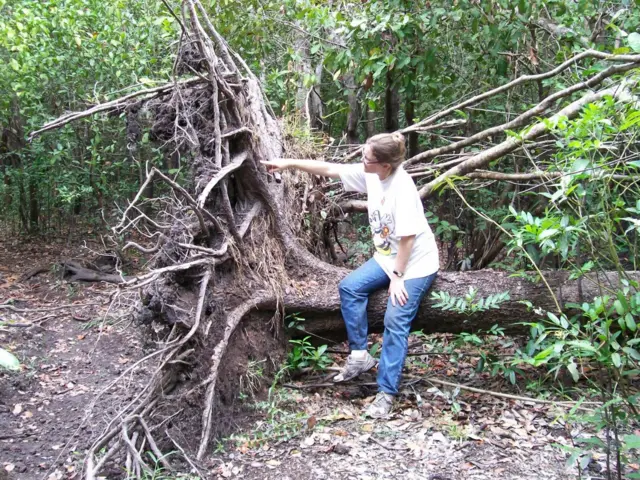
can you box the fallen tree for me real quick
[268,270,640,338]
[27,2,640,478]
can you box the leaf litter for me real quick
[207,335,605,480]
[0,234,620,479]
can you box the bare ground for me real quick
[0,234,619,480]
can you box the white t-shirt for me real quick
[339,164,439,280]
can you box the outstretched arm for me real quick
[261,158,343,179]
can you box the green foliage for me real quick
[285,313,332,371]
[515,282,640,384]
[229,387,311,448]
[430,287,510,316]
[492,89,640,476]
[287,336,331,371]
[0,0,178,231]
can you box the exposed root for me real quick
[197,293,273,459]
[28,0,327,476]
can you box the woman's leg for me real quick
[377,271,438,395]
[338,257,390,351]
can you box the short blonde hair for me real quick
[366,132,406,171]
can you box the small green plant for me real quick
[285,312,306,332]
[287,336,332,371]
[430,287,510,316]
[229,387,310,448]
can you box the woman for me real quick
[261,132,439,418]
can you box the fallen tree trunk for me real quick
[269,270,640,338]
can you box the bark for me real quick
[307,62,324,131]
[345,73,359,144]
[364,103,376,139]
[266,270,640,338]
[384,70,399,132]
[293,31,311,117]
[404,96,418,158]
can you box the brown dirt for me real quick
[0,230,288,479]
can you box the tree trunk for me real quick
[257,270,640,339]
[345,73,360,144]
[307,62,324,131]
[384,70,400,132]
[404,96,418,158]
[294,29,312,115]
[364,103,376,139]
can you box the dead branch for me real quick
[466,170,639,182]
[405,61,639,166]
[404,49,640,135]
[418,83,633,198]
[28,78,205,141]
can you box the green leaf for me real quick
[623,434,640,450]
[629,32,640,53]
[0,348,20,371]
[626,313,637,332]
[612,352,621,368]
[538,228,558,240]
[623,347,640,361]
[10,58,20,71]
[534,346,554,362]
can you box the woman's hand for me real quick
[261,159,291,173]
[388,277,409,307]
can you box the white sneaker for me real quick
[333,352,377,383]
[365,392,394,418]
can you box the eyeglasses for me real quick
[362,150,379,165]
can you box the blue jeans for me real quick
[338,258,437,395]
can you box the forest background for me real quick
[2,0,640,478]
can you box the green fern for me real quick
[430,287,510,316]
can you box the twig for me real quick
[160,0,190,38]
[137,416,173,472]
[421,377,597,410]
[165,429,206,479]
[368,435,410,451]
[0,302,101,313]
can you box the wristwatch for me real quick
[393,270,404,278]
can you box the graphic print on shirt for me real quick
[369,210,395,256]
